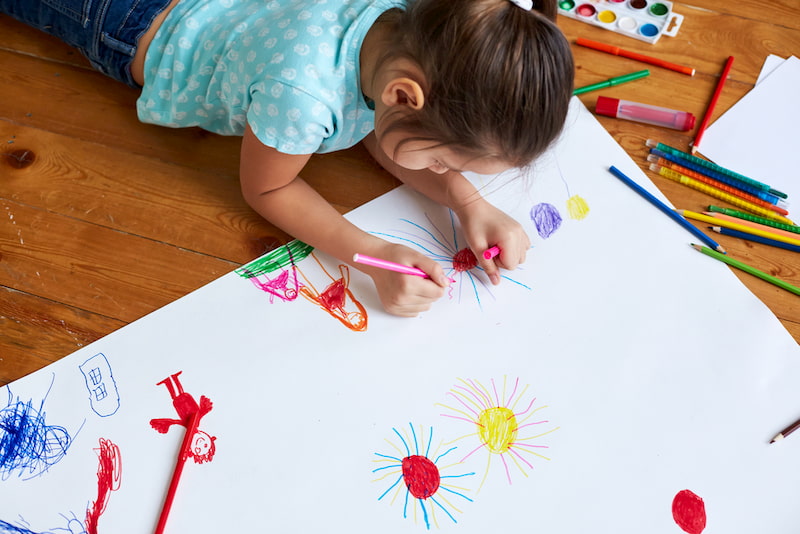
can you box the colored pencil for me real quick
[648,157,788,215]
[155,410,201,534]
[649,149,782,205]
[707,206,800,235]
[608,165,725,252]
[690,244,800,296]
[679,210,800,247]
[482,246,501,260]
[705,210,800,239]
[771,416,800,443]
[692,55,734,154]
[653,165,795,225]
[353,253,455,283]
[573,69,650,95]
[646,140,787,198]
[576,38,695,76]
[710,226,800,253]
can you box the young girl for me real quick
[1,0,574,317]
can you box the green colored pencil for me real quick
[691,244,800,296]
[708,205,800,235]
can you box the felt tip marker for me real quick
[573,69,650,95]
[352,254,455,283]
[596,96,696,131]
[482,246,501,260]
[576,38,696,76]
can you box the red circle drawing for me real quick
[672,489,707,534]
[401,455,441,499]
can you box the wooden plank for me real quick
[0,198,237,321]
[1,122,289,264]
[0,286,125,385]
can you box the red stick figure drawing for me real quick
[150,372,216,464]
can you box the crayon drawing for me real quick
[438,377,557,490]
[79,354,120,418]
[1,379,77,481]
[297,254,368,332]
[672,490,707,534]
[529,158,590,239]
[236,242,368,331]
[235,241,313,303]
[372,211,531,310]
[373,424,475,530]
[0,438,121,534]
[150,372,216,464]
[85,438,122,534]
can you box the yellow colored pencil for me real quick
[652,165,795,225]
[679,210,800,247]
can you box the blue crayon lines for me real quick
[79,353,120,417]
[0,379,73,481]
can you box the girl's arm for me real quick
[239,126,450,316]
[361,133,530,285]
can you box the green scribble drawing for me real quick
[235,240,314,278]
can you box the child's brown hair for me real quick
[376,0,574,167]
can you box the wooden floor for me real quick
[1,1,798,386]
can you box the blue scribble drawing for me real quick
[0,513,86,533]
[373,424,475,530]
[0,377,75,481]
[530,203,562,239]
[373,211,531,310]
[79,353,120,417]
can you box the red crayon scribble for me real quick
[299,254,367,331]
[84,438,121,534]
[150,372,216,464]
[452,248,478,272]
[672,489,707,534]
[402,455,441,499]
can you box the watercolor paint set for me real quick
[558,0,684,44]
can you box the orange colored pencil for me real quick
[692,55,734,154]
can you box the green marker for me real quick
[573,69,650,95]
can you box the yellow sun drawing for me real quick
[437,376,558,491]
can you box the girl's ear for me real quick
[381,77,425,110]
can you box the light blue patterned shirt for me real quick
[137,0,403,154]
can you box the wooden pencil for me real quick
[771,416,800,443]
[690,244,800,296]
[692,55,734,154]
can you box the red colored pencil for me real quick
[154,410,201,534]
[692,55,734,154]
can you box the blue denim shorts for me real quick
[0,0,174,87]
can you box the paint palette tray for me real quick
[558,0,684,44]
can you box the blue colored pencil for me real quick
[608,165,726,253]
[710,226,800,253]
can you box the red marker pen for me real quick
[595,96,696,131]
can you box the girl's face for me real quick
[377,128,512,176]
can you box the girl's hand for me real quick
[456,199,530,285]
[360,242,451,317]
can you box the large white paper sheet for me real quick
[700,55,800,203]
[1,99,798,534]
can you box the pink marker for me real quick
[353,254,455,283]
[482,245,501,260]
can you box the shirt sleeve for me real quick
[247,80,335,155]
